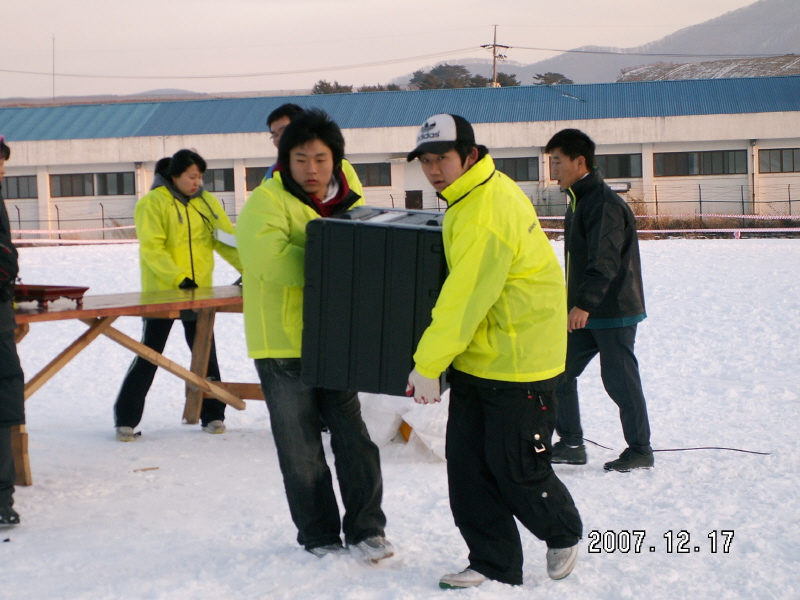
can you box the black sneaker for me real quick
[551,441,587,465]
[603,448,654,472]
[0,506,20,526]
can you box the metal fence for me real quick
[8,181,800,241]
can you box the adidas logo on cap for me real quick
[408,114,475,161]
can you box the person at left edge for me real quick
[0,135,24,526]
[113,150,242,442]
[235,109,393,561]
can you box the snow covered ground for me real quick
[3,239,799,600]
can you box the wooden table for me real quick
[13,285,264,486]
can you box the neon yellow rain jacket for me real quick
[235,161,364,359]
[135,182,242,292]
[413,154,567,383]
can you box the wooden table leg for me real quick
[14,323,29,344]
[24,316,118,400]
[11,425,32,487]
[92,321,246,411]
[183,308,216,425]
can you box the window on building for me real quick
[353,163,391,187]
[50,174,94,197]
[203,168,235,192]
[96,172,135,196]
[3,175,38,199]
[759,148,800,173]
[596,154,642,178]
[495,157,539,182]
[245,167,269,191]
[654,150,747,177]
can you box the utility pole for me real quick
[52,35,56,100]
[480,25,509,87]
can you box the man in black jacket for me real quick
[545,129,653,472]
[0,135,24,524]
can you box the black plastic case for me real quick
[302,206,447,396]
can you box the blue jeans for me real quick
[555,325,652,453]
[254,358,386,550]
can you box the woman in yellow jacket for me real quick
[114,150,242,441]
[236,109,393,561]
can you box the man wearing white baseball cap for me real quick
[406,114,582,589]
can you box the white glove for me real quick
[406,368,441,404]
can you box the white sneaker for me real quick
[202,420,226,434]
[307,543,348,558]
[546,543,579,580]
[439,568,488,589]
[352,536,394,562]
[116,426,136,442]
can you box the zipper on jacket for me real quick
[185,204,196,282]
[565,188,577,292]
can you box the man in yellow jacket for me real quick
[114,150,242,441]
[405,114,582,588]
[236,109,393,561]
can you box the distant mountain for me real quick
[0,88,311,108]
[129,88,205,97]
[394,0,800,85]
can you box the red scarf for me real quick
[275,163,351,217]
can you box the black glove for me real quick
[178,277,198,289]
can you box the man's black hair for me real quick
[167,149,207,178]
[545,129,595,170]
[278,109,345,170]
[0,139,10,161]
[266,103,305,129]
[453,141,488,166]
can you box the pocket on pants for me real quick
[507,390,554,484]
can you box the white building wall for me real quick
[3,110,800,235]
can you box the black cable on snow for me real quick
[583,438,770,456]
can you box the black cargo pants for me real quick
[446,377,583,585]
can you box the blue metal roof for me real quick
[2,76,800,142]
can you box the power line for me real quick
[0,47,478,81]
[1,41,795,83]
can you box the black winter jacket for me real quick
[564,170,646,323]
[0,186,25,427]
[0,186,19,331]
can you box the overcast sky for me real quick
[1,0,756,99]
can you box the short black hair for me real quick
[154,157,172,177]
[453,141,488,166]
[545,129,595,170]
[167,149,207,178]
[0,138,10,161]
[278,109,345,170]
[266,103,305,129]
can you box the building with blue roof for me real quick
[1,76,799,236]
